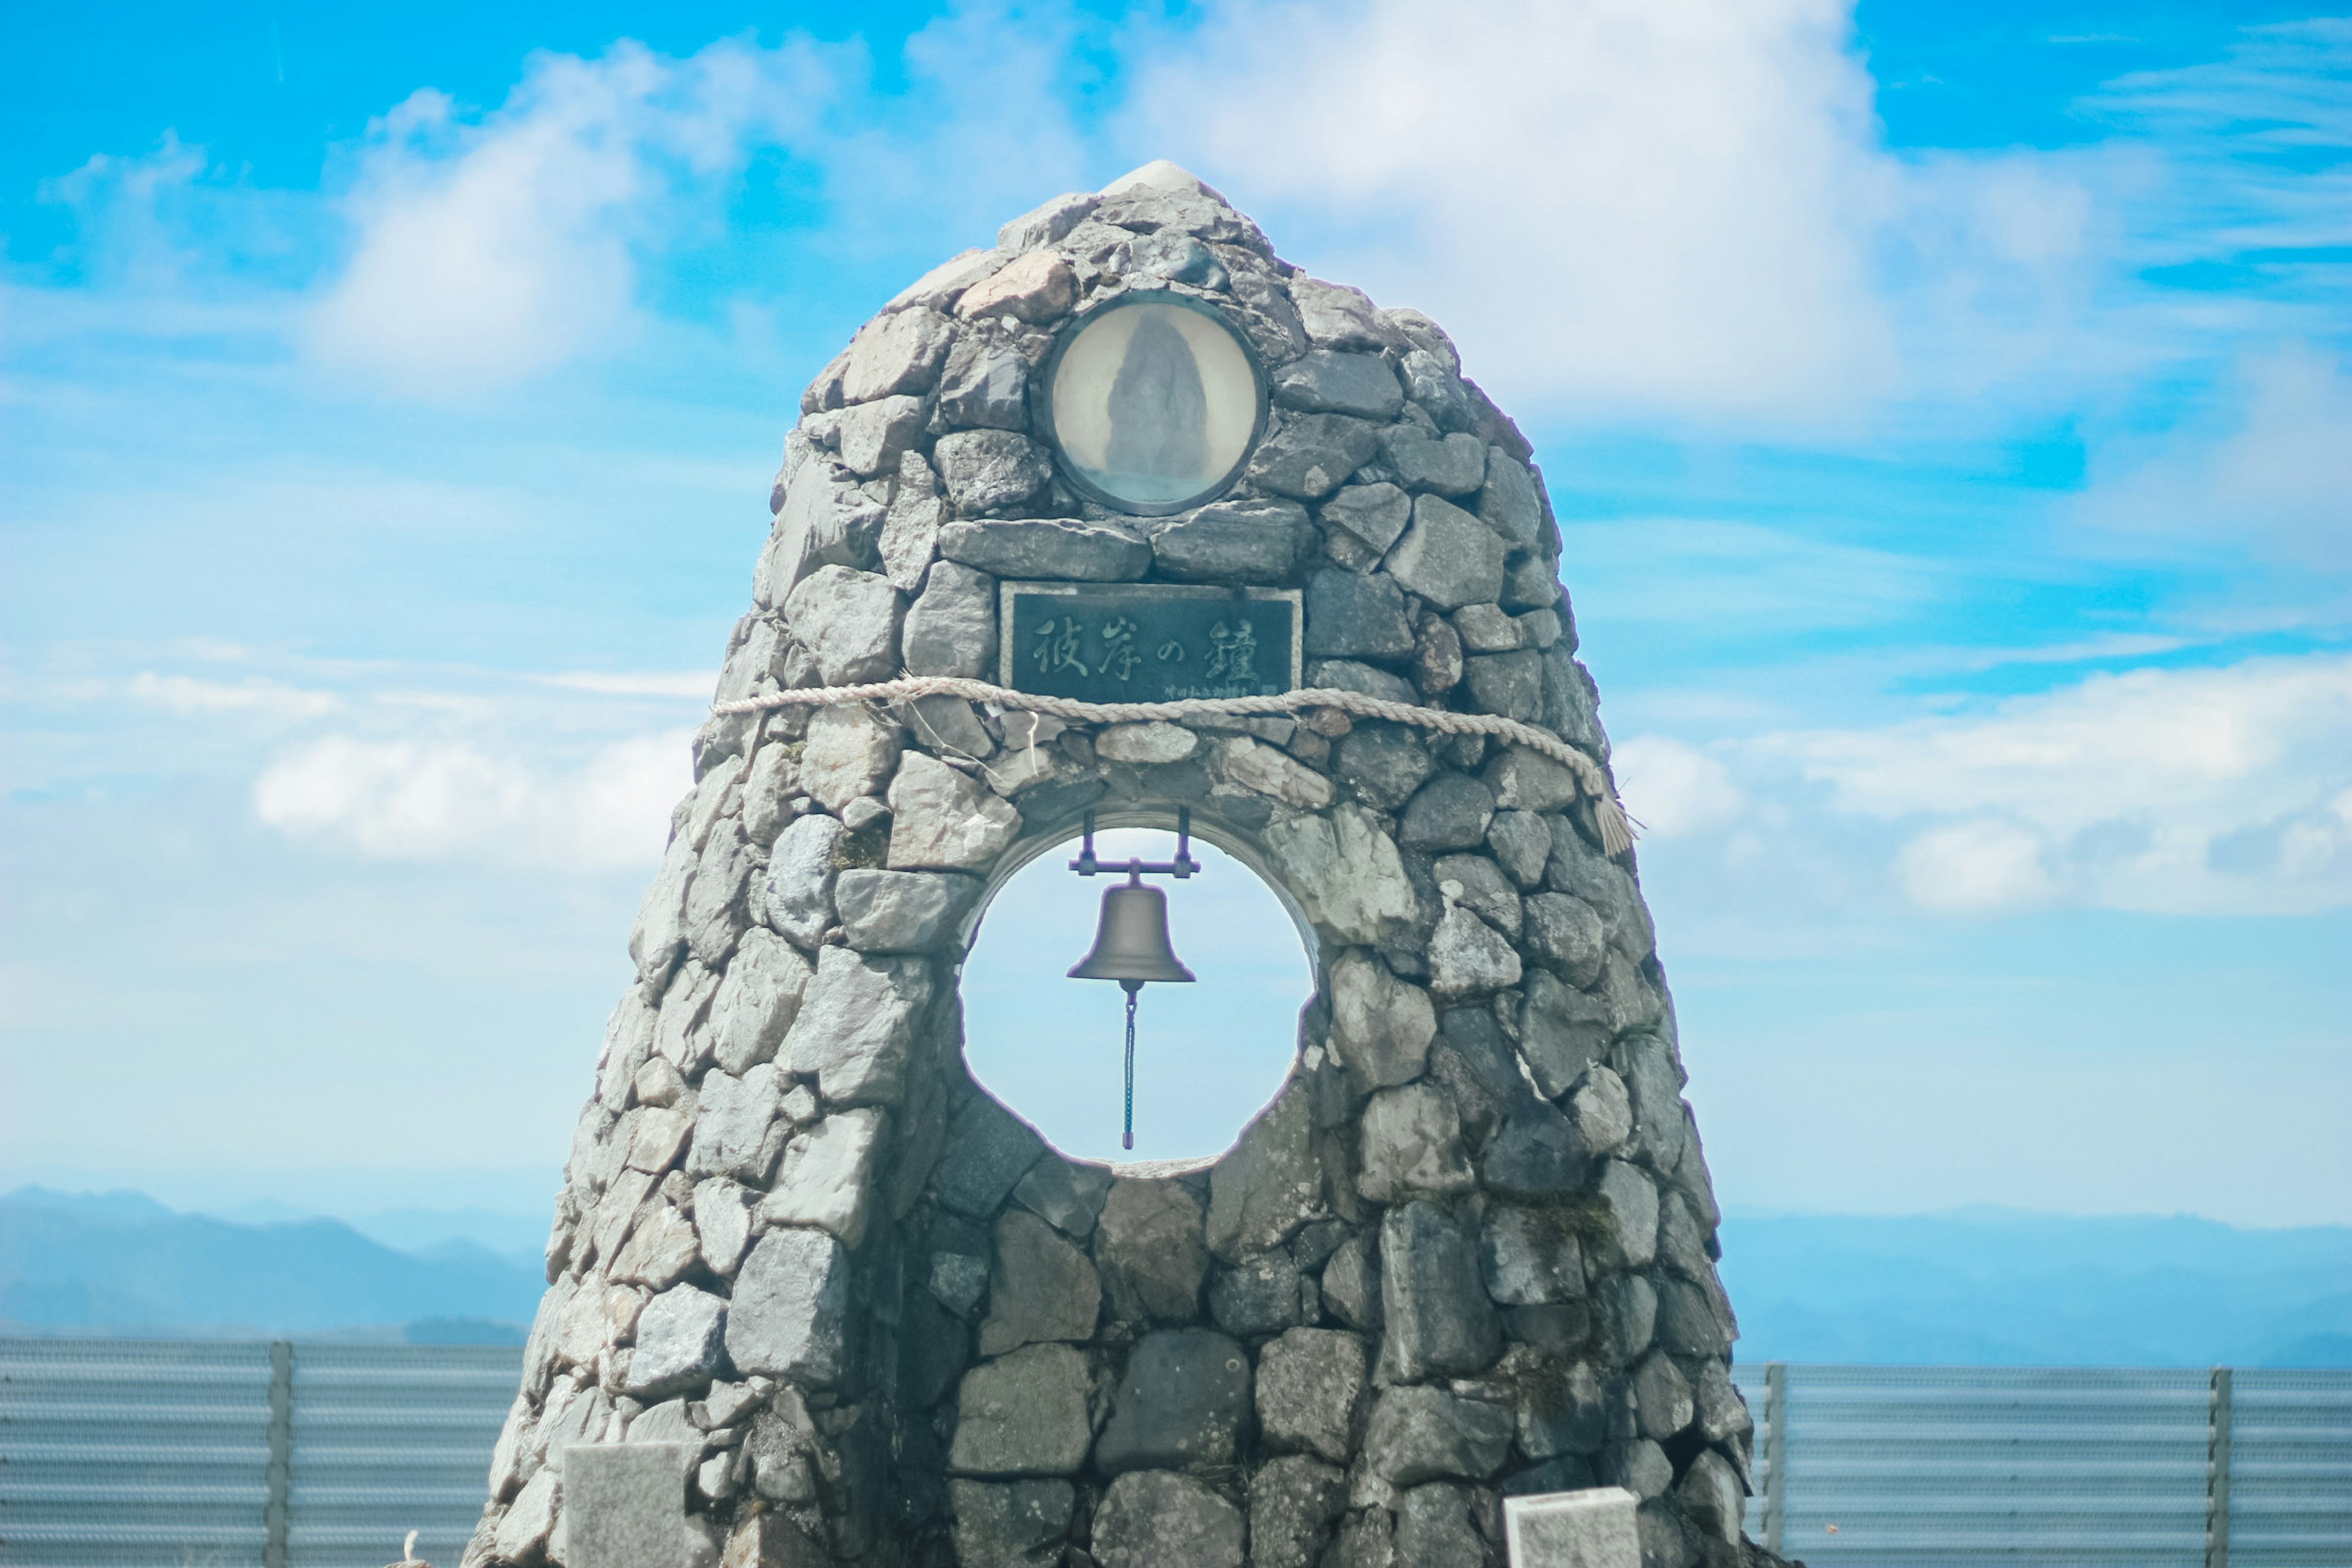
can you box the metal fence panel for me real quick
[2233,1369,2352,1568]
[287,1346,521,1568]
[0,1338,274,1568]
[7,1342,2348,1566]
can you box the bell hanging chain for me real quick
[1123,986,1138,1152]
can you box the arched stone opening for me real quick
[958,815,1319,1166]
[470,162,1777,1568]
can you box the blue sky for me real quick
[1,0,2345,1229]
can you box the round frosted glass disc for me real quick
[1046,296,1264,513]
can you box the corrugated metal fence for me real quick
[0,1340,518,1568]
[1730,1365,2352,1567]
[2,1342,2345,1567]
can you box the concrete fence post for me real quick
[1762,1362,1789,1556]
[265,1340,293,1568]
[2207,1365,2233,1568]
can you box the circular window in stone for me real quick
[1040,290,1268,516]
[960,827,1313,1164]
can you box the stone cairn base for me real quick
[463,162,1797,1568]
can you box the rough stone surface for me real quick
[1320,1230,1382,1333]
[759,1108,886,1245]
[843,308,954,402]
[978,1210,1102,1355]
[1321,482,1413,556]
[1480,1205,1587,1307]
[797,709,900,816]
[1362,1385,1513,1485]
[1306,568,1414,661]
[937,335,1030,433]
[1248,413,1383,500]
[1330,949,1437,1091]
[1265,804,1418,946]
[625,1285,728,1398]
[1206,1082,1321,1261]
[1395,1482,1492,1566]
[784,947,935,1106]
[1378,1200,1504,1382]
[902,560,998,678]
[1358,1084,1476,1203]
[1257,1327,1367,1464]
[1096,1179,1209,1323]
[949,1479,1075,1568]
[1384,496,1506,610]
[726,1229,849,1385]
[957,251,1076,323]
[1593,1159,1660,1271]
[1091,1471,1245,1568]
[935,430,1054,516]
[938,517,1152,580]
[1463,650,1543,725]
[1095,722,1197,764]
[708,929,811,1074]
[1402,774,1498,851]
[1428,903,1523,997]
[949,1343,1095,1477]
[1093,1329,1252,1475]
[1333,722,1435,810]
[888,753,1021,870]
[1248,1455,1348,1568]
[784,565,902,685]
[1523,892,1607,987]
[1382,428,1487,496]
[935,1095,1050,1219]
[1483,1099,1585,1200]
[1207,1249,1307,1337]
[834,869,983,952]
[837,394,928,479]
[1273,350,1405,420]
[1145,497,1316,584]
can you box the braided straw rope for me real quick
[713,676,1635,856]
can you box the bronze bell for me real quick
[1068,867,1197,989]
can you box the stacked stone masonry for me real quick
[466,160,1790,1568]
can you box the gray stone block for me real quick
[783,946,935,1106]
[1273,350,1405,419]
[725,1229,848,1385]
[836,393,927,478]
[1011,1155,1112,1238]
[1145,497,1316,584]
[1483,1100,1586,1201]
[1249,1453,1348,1568]
[562,1442,690,1568]
[1480,1205,1587,1307]
[1377,1199,1501,1381]
[1329,948,1436,1091]
[1402,774,1497,851]
[1205,1081,1321,1262]
[1428,903,1522,997]
[1380,428,1486,496]
[903,560,998,679]
[936,334,1030,431]
[1095,1177,1209,1323]
[1248,412,1384,500]
[1256,1326,1367,1464]
[1093,1328,1251,1474]
[1333,722,1436,810]
[1358,1084,1475,1204]
[933,1094,1050,1219]
[1519,972,1611,1101]
[979,1209,1102,1356]
[1394,1482,1491,1566]
[1321,481,1413,556]
[949,1343,1095,1477]
[842,307,955,404]
[1091,1469,1245,1568]
[1207,1249,1306,1338]
[1306,568,1414,661]
[1434,853,1522,937]
[834,869,983,952]
[783,565,902,685]
[624,1286,727,1399]
[938,517,1152,580]
[949,1478,1075,1568]
[1462,649,1543,723]
[1362,1384,1512,1485]
[935,429,1054,516]
[1385,496,1505,610]
[1477,450,1544,549]
[1523,894,1605,988]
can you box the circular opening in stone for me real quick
[1041,291,1267,515]
[960,827,1312,1163]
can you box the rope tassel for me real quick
[714,676,1638,857]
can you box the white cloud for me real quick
[1752,654,2352,914]
[254,728,691,870]
[541,671,720,699]
[129,672,340,720]
[1613,735,1747,839]
[2075,343,2352,575]
[309,39,832,390]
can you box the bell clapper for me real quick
[1067,811,1199,1151]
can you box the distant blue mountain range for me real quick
[0,1186,542,1340]
[3,1186,2346,1362]
[1717,1208,2352,1367]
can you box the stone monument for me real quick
[462,160,1789,1568]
